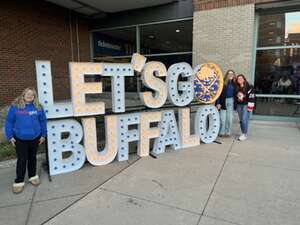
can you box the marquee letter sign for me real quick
[35,54,224,175]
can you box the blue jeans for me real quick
[236,104,250,134]
[219,98,234,135]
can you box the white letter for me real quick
[140,62,167,108]
[102,63,134,112]
[117,113,140,161]
[69,62,105,117]
[195,105,220,143]
[153,110,181,154]
[167,62,194,106]
[138,111,162,156]
[35,61,73,119]
[47,119,85,175]
[82,116,118,166]
[178,108,200,148]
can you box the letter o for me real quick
[195,105,220,144]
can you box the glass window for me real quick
[93,57,138,92]
[148,54,192,68]
[255,49,300,95]
[254,11,300,118]
[258,12,300,47]
[92,27,136,58]
[254,97,300,117]
[91,19,193,95]
[140,20,193,54]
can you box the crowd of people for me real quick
[255,67,300,97]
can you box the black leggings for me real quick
[15,137,39,183]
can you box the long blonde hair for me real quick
[12,87,42,110]
[224,70,236,86]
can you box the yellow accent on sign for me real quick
[194,63,224,104]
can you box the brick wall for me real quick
[193,0,281,11]
[0,0,91,106]
[193,4,255,81]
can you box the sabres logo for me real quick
[194,63,224,104]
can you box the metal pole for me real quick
[136,25,141,94]
[43,138,52,182]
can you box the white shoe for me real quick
[29,175,40,186]
[12,182,25,194]
[238,134,247,141]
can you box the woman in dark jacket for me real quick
[235,74,256,141]
[216,70,236,137]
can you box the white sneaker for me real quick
[238,134,247,141]
[12,182,25,194]
[29,175,40,186]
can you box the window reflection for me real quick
[255,49,300,95]
[147,54,192,68]
[94,57,138,92]
[92,27,136,58]
[140,20,193,54]
[258,12,300,47]
[91,20,193,93]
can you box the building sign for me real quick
[35,53,223,175]
[92,33,135,57]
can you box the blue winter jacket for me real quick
[5,103,47,140]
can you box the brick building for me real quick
[0,0,300,119]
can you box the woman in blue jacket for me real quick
[216,70,236,137]
[5,88,47,193]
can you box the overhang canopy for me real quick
[45,0,177,16]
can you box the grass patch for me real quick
[0,141,16,161]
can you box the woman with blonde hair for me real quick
[216,70,237,137]
[5,87,47,193]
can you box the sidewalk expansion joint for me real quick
[203,214,242,225]
[40,157,141,225]
[0,201,29,209]
[33,193,85,204]
[25,165,42,225]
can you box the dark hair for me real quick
[236,74,249,91]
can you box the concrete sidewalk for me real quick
[1,121,300,225]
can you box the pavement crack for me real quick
[0,202,29,209]
[25,165,42,225]
[33,193,85,204]
[100,188,201,216]
[203,214,242,225]
[151,179,166,190]
[197,137,237,225]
